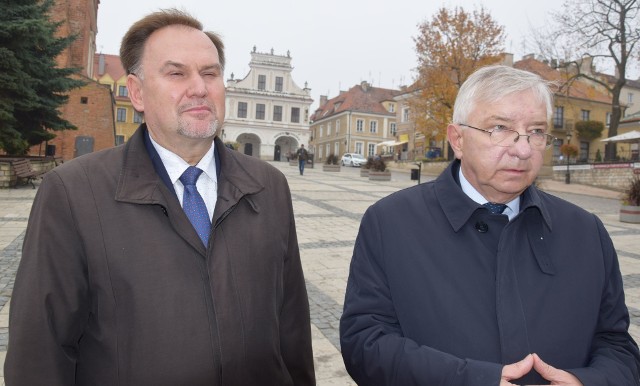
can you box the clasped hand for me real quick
[500,353,583,386]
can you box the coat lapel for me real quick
[212,137,264,229]
[114,125,207,255]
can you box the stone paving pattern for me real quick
[0,163,639,385]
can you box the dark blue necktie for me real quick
[179,166,211,246]
[483,202,508,214]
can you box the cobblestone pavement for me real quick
[0,163,639,385]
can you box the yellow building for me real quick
[393,85,445,161]
[515,56,613,165]
[309,82,398,162]
[93,53,140,143]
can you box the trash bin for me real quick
[410,168,419,180]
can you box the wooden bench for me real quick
[12,159,47,189]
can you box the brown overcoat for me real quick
[5,126,315,385]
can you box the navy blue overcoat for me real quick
[340,160,640,385]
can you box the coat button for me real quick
[475,222,488,233]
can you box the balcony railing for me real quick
[552,118,574,133]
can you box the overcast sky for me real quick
[96,0,563,110]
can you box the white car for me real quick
[341,153,366,167]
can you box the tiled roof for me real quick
[93,53,126,82]
[596,72,640,89]
[514,58,611,104]
[311,82,398,122]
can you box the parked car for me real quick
[341,153,366,167]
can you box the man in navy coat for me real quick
[340,65,640,385]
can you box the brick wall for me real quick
[552,163,640,191]
[51,0,98,77]
[29,80,116,161]
[28,0,115,162]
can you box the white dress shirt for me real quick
[459,168,519,221]
[149,135,217,222]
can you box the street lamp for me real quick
[565,131,573,184]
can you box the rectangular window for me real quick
[116,107,126,122]
[389,103,395,113]
[258,75,266,90]
[336,119,341,133]
[238,102,248,118]
[368,143,376,157]
[581,109,590,121]
[291,107,300,123]
[273,105,283,121]
[356,119,364,132]
[554,106,564,128]
[606,112,611,126]
[325,144,330,157]
[370,120,378,133]
[118,85,128,97]
[115,135,125,146]
[390,122,397,135]
[403,108,410,122]
[579,141,589,162]
[133,110,143,124]
[553,138,563,163]
[319,126,324,137]
[355,142,364,155]
[334,142,340,156]
[328,122,332,136]
[275,76,283,92]
[629,92,634,104]
[256,103,265,120]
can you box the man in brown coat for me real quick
[5,9,315,385]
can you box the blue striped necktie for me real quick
[179,166,211,246]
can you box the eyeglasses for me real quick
[458,123,556,150]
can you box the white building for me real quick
[224,47,313,161]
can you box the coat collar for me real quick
[115,124,263,206]
[115,125,168,206]
[211,134,264,225]
[434,159,552,232]
[115,125,265,253]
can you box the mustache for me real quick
[178,100,215,113]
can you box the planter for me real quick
[360,169,370,177]
[620,205,640,223]
[323,164,341,172]
[368,170,391,181]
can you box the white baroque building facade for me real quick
[224,47,313,161]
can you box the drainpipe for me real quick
[347,112,352,152]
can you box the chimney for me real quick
[501,53,514,67]
[360,81,369,92]
[579,56,593,74]
[98,53,105,76]
[319,95,328,107]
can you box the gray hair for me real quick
[452,65,553,124]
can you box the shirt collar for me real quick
[458,167,520,220]
[148,134,217,185]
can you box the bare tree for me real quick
[539,0,640,160]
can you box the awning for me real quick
[375,140,408,147]
[600,130,640,143]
